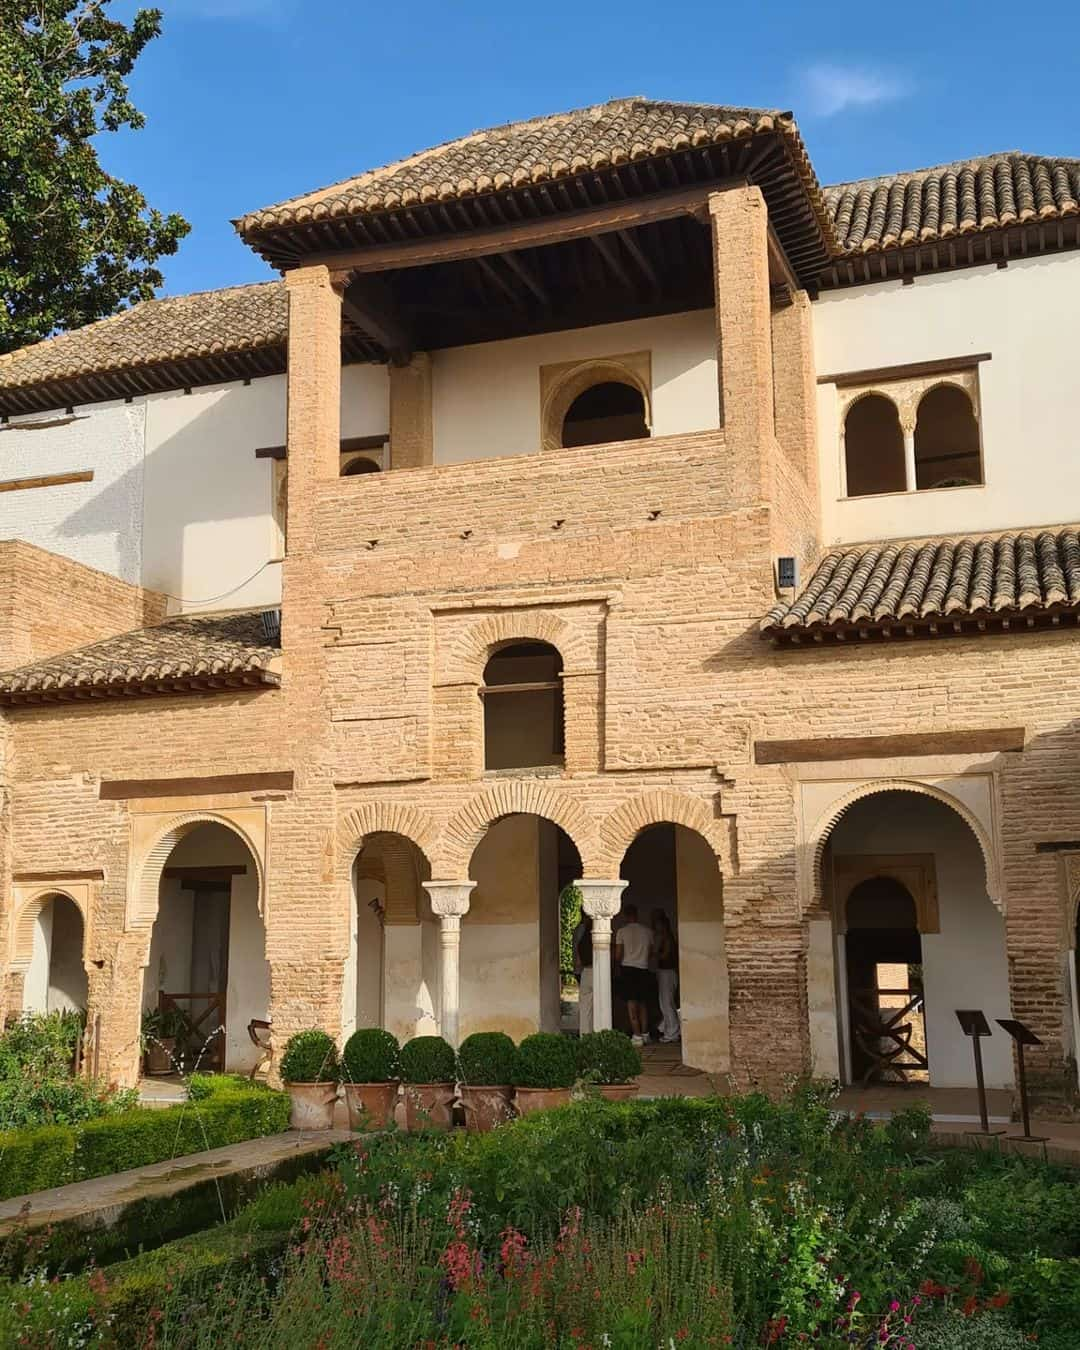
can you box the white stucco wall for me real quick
[814,251,1080,545]
[432,310,718,463]
[830,793,1014,1089]
[1,405,145,582]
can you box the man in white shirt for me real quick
[614,904,654,1046]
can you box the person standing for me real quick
[652,909,680,1043]
[575,915,594,1035]
[614,904,654,1046]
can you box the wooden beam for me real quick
[304,183,730,275]
[818,352,993,387]
[340,276,413,365]
[475,256,523,307]
[99,770,294,800]
[0,469,93,494]
[501,250,549,306]
[617,229,660,292]
[766,225,801,295]
[14,869,104,883]
[589,233,635,292]
[754,728,1025,765]
[164,865,248,882]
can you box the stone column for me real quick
[709,185,775,507]
[576,880,628,1032]
[423,881,475,1047]
[902,428,918,492]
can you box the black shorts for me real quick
[621,967,655,1003]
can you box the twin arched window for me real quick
[481,641,564,771]
[844,383,982,498]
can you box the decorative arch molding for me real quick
[129,809,266,934]
[1062,854,1080,937]
[803,778,1002,915]
[539,352,652,454]
[10,886,90,971]
[338,803,437,870]
[447,609,592,684]
[596,790,729,874]
[435,782,600,877]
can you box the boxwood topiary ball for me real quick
[342,1028,400,1084]
[575,1029,642,1084]
[457,1031,516,1086]
[400,1035,456,1084]
[280,1029,339,1084]
[513,1032,576,1089]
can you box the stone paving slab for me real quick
[0,1128,353,1236]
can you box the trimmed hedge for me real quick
[0,1085,289,1201]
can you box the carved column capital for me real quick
[577,879,628,922]
[423,881,475,919]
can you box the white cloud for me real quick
[801,63,910,117]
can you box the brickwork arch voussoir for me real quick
[597,791,726,874]
[450,610,591,682]
[338,803,438,868]
[132,812,265,933]
[11,889,86,969]
[434,782,600,877]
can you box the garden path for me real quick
[0,1127,351,1236]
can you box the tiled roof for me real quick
[237,97,830,239]
[762,528,1080,644]
[825,153,1080,254]
[0,282,286,396]
[0,609,281,705]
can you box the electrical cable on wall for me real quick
[156,558,276,609]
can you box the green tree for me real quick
[0,0,189,354]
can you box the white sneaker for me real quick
[631,1035,645,1046]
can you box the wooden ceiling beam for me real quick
[303,182,732,275]
[475,256,524,309]
[589,233,636,294]
[616,229,660,293]
[338,275,413,366]
[501,249,549,306]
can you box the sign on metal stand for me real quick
[955,1009,1005,1137]
[996,1019,1048,1144]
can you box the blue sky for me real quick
[109,0,1079,296]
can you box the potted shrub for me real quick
[576,1029,642,1100]
[457,1031,516,1132]
[513,1031,576,1115]
[400,1035,456,1132]
[341,1028,400,1131]
[140,1006,186,1076]
[280,1029,340,1130]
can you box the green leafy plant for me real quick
[0,1010,83,1080]
[279,1030,339,1085]
[187,1073,270,1102]
[559,884,583,980]
[342,1029,400,1084]
[575,1029,642,1085]
[140,1006,187,1049]
[399,1036,455,1084]
[457,1032,516,1086]
[513,1032,576,1089]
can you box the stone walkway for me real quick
[0,1127,352,1236]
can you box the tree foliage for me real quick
[0,0,189,354]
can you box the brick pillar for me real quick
[389,354,433,469]
[284,266,342,555]
[770,288,818,496]
[709,186,775,507]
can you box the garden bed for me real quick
[3,1087,1079,1347]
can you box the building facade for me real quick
[1,100,1080,1102]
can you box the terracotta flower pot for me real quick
[514,1086,571,1116]
[144,1038,177,1076]
[403,1082,456,1132]
[459,1084,514,1132]
[286,1081,339,1130]
[344,1080,399,1131]
[599,1083,639,1102]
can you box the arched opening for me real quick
[23,894,87,1015]
[141,822,268,1076]
[561,380,649,448]
[615,822,728,1074]
[463,814,582,1041]
[340,455,382,476]
[914,384,982,489]
[843,394,906,497]
[825,790,1012,1094]
[844,876,928,1085]
[481,641,564,772]
[343,831,438,1046]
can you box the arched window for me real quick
[843,394,906,497]
[341,455,382,476]
[481,641,564,771]
[914,385,982,489]
[561,381,649,449]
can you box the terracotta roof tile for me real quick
[825,152,1080,253]
[0,282,287,405]
[0,609,281,705]
[236,97,822,235]
[762,528,1080,643]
